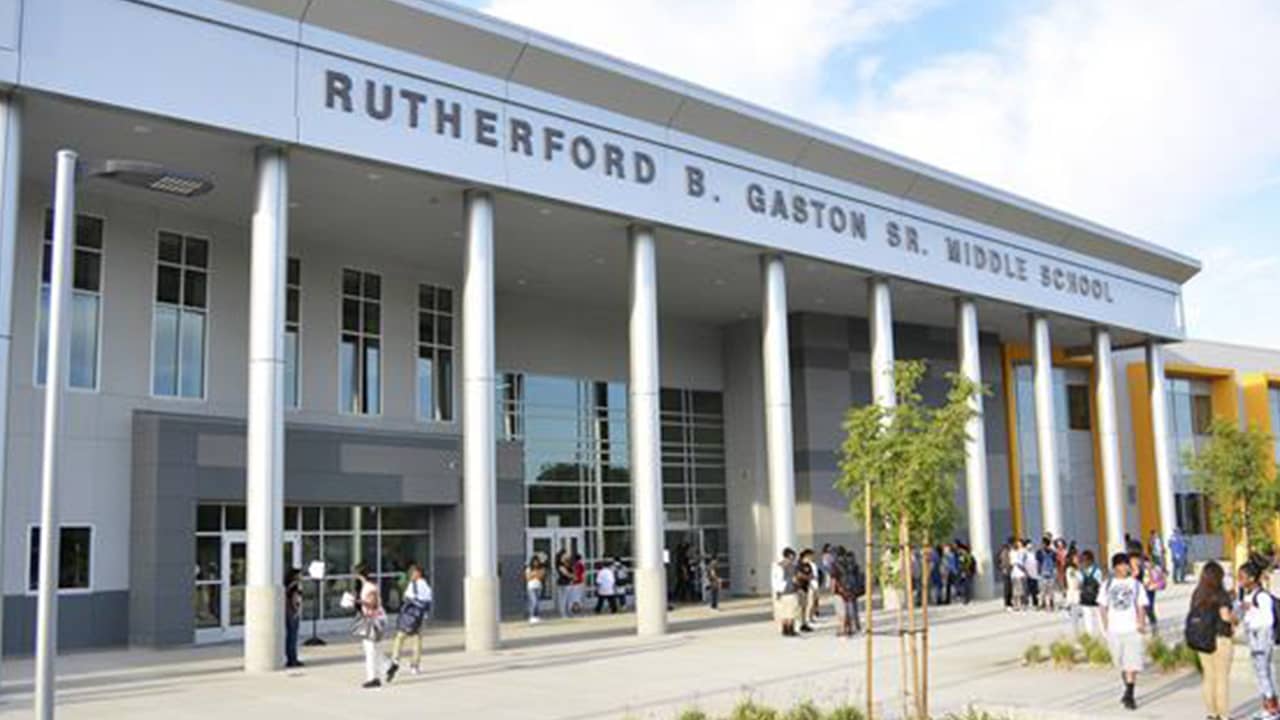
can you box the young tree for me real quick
[836,359,982,719]
[1185,418,1280,562]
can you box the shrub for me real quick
[783,701,823,720]
[1049,638,1078,668]
[824,705,865,720]
[940,709,1013,720]
[678,709,710,720]
[1078,633,1113,666]
[1022,643,1046,666]
[729,700,781,720]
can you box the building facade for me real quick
[0,0,1207,662]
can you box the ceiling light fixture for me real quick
[366,172,382,181]
[539,207,552,216]
[131,124,152,135]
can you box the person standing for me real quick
[1100,552,1150,711]
[705,556,721,610]
[1187,560,1234,720]
[594,560,618,614]
[1036,537,1056,612]
[352,564,390,689]
[570,553,587,616]
[525,556,546,624]
[771,548,799,637]
[1063,551,1083,636]
[555,550,573,618]
[1238,559,1280,720]
[284,568,304,668]
[795,549,817,632]
[1169,527,1190,584]
[831,547,863,637]
[1079,550,1104,636]
[611,556,630,610]
[999,541,1014,611]
[388,562,433,676]
[1010,541,1029,611]
[1024,540,1041,610]
[820,543,835,591]
[1149,530,1166,573]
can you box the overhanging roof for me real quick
[227,0,1201,285]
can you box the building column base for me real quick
[243,584,284,672]
[464,575,500,652]
[969,561,997,601]
[632,566,667,637]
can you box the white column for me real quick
[244,147,288,673]
[628,225,666,636]
[34,149,75,720]
[1147,341,1177,542]
[1029,314,1063,538]
[760,255,795,557]
[0,94,21,688]
[868,278,896,409]
[462,190,499,652]
[1094,328,1126,556]
[956,298,993,599]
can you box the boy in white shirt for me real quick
[1239,560,1280,720]
[1100,552,1149,711]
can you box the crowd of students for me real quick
[770,545,868,638]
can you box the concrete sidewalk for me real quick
[0,582,1263,719]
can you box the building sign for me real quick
[300,54,1180,337]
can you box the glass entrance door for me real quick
[526,527,584,613]
[198,531,300,642]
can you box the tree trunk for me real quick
[920,534,932,720]
[903,518,922,719]
[897,518,910,720]
[865,482,874,720]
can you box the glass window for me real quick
[1191,393,1213,435]
[37,210,104,389]
[285,258,301,408]
[28,526,92,591]
[417,283,455,422]
[339,269,381,415]
[1066,384,1091,430]
[152,231,209,398]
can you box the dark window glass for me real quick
[287,257,300,286]
[73,250,100,292]
[341,299,360,333]
[284,506,300,531]
[418,285,435,311]
[362,272,381,300]
[380,506,429,530]
[418,312,434,343]
[323,506,353,531]
[196,504,221,532]
[1192,394,1213,435]
[691,391,723,415]
[437,349,453,420]
[436,288,452,313]
[40,243,51,284]
[184,237,209,268]
[28,526,92,591]
[183,270,207,308]
[156,265,181,303]
[302,506,321,531]
[660,388,683,412]
[76,216,104,249]
[362,302,380,335]
[342,269,361,296]
[158,232,183,263]
[436,316,452,346]
[224,504,246,531]
[286,287,300,325]
[1067,384,1091,431]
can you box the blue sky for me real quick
[458,0,1280,348]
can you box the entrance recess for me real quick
[197,531,300,643]
[525,527,584,613]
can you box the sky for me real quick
[455,0,1280,349]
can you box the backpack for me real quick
[1250,589,1280,646]
[850,563,867,599]
[1184,604,1219,653]
[1080,568,1101,607]
[1147,563,1167,592]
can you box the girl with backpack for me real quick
[1187,561,1234,720]
[1078,550,1104,636]
[1238,559,1280,720]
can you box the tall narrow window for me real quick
[285,258,301,409]
[151,231,209,398]
[340,269,381,415]
[37,210,103,389]
[416,284,454,421]
[28,525,93,592]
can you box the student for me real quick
[1023,540,1041,609]
[831,547,863,637]
[388,562,433,678]
[998,541,1014,611]
[1079,550,1104,636]
[1063,551,1083,636]
[771,548,799,637]
[570,553,587,615]
[1010,541,1028,611]
[704,556,721,610]
[525,556,546,624]
[1238,559,1279,720]
[1148,530,1166,572]
[352,564,390,689]
[1100,552,1149,711]
[1188,561,1234,720]
[555,550,574,618]
[611,556,630,610]
[284,567,304,668]
[795,549,817,632]
[1036,538,1056,612]
[594,560,618,614]
[1169,527,1190,584]
[820,543,835,591]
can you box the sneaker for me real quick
[1122,696,1136,711]
[410,664,421,676]
[800,624,814,633]
[362,679,382,689]
[386,662,399,684]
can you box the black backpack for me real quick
[1080,569,1101,607]
[1184,604,1219,653]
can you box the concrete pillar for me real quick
[1029,314,1063,539]
[462,190,499,652]
[0,93,21,685]
[868,278,896,409]
[1147,341,1177,544]
[1094,328,1126,556]
[956,298,994,598]
[627,225,667,636]
[760,255,795,557]
[244,147,288,673]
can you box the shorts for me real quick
[773,593,799,622]
[1108,632,1145,673]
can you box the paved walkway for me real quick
[0,582,1266,719]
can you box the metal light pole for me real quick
[34,150,212,719]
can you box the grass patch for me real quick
[1049,637,1079,668]
[783,701,823,720]
[728,700,781,720]
[1078,633,1113,666]
[823,705,865,720]
[679,709,711,720]
[1021,643,1047,666]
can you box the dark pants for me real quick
[595,594,619,614]
[1002,573,1013,607]
[707,585,719,609]
[285,614,300,665]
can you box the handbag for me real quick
[351,613,386,642]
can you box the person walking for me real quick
[1010,541,1029,611]
[554,550,573,618]
[1169,527,1190,584]
[352,564,390,689]
[831,547,864,637]
[1100,552,1150,711]
[1079,550,1104,636]
[771,548,800,637]
[388,562,433,677]
[284,567,304,668]
[795,549,817,632]
[1186,560,1234,720]
[1063,551,1084,636]
[1238,558,1280,720]
[1149,529,1166,573]
[525,555,546,624]
[594,560,619,614]
[705,555,722,610]
[611,556,630,611]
